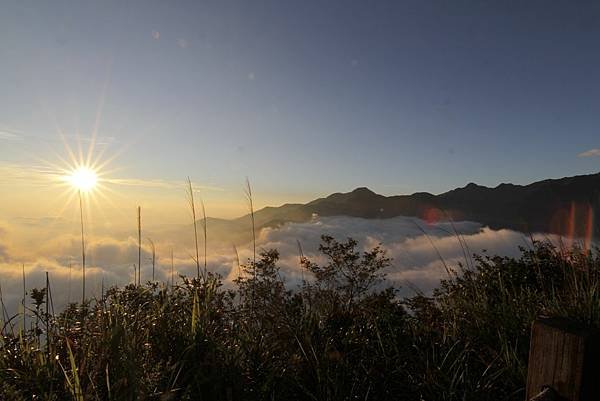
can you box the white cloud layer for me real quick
[0,216,553,316]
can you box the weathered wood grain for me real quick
[526,318,600,401]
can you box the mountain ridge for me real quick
[197,172,600,240]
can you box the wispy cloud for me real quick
[0,130,23,141]
[103,178,224,191]
[578,148,600,158]
[10,216,65,226]
[0,127,117,146]
[61,134,118,146]
[0,163,63,185]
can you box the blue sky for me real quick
[1,0,600,216]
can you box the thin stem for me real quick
[68,260,72,304]
[201,199,207,278]
[187,177,201,280]
[244,178,256,269]
[232,244,241,281]
[22,263,26,331]
[138,206,142,286]
[0,280,10,334]
[45,272,50,362]
[79,190,86,304]
[170,248,174,288]
[244,178,257,315]
[147,238,156,282]
[297,240,305,285]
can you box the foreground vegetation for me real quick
[1,235,599,401]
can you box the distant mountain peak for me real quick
[464,182,486,189]
[351,187,376,195]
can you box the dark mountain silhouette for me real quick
[187,172,600,242]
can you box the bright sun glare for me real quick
[67,167,98,192]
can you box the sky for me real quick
[1,0,599,313]
[1,0,600,224]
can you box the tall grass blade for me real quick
[137,206,142,286]
[60,340,84,401]
[79,190,86,304]
[187,177,201,280]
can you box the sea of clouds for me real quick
[0,216,552,316]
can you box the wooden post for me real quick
[526,318,600,401]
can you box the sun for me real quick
[46,132,121,215]
[66,167,98,192]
